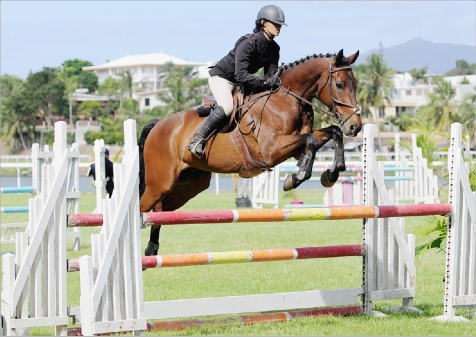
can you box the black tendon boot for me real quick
[188,105,228,158]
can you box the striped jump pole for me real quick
[1,206,29,213]
[67,244,366,271]
[0,186,35,194]
[67,204,452,227]
[67,305,362,335]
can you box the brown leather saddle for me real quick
[199,86,244,133]
[199,86,270,178]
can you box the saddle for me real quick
[197,86,244,133]
[196,86,270,178]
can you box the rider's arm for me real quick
[264,43,280,78]
[234,39,266,88]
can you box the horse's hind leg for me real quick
[144,169,212,256]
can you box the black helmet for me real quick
[256,5,287,26]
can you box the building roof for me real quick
[83,52,207,71]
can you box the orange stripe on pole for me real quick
[236,209,285,222]
[328,206,377,219]
[250,249,296,262]
[160,253,210,267]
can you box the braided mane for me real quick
[281,52,349,71]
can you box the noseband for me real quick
[278,59,361,127]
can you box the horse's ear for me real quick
[347,50,360,65]
[334,49,345,66]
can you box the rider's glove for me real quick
[264,76,281,89]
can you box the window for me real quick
[145,98,150,107]
[416,89,422,96]
[396,106,401,118]
[379,107,385,118]
[406,90,412,96]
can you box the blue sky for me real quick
[1,1,475,79]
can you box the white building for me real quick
[375,73,476,120]
[370,73,476,120]
[82,52,212,111]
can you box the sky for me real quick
[1,1,475,79]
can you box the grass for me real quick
[1,189,474,336]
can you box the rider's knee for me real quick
[221,102,234,116]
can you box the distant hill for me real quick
[356,38,476,75]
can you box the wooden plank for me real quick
[143,288,363,320]
[369,288,415,301]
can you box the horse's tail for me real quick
[138,118,160,198]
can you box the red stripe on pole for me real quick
[295,245,365,259]
[377,204,451,218]
[68,214,103,227]
[141,256,160,269]
[143,210,236,225]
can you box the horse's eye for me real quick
[336,82,344,90]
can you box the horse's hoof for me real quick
[336,162,346,172]
[144,241,156,256]
[320,170,336,188]
[283,174,296,192]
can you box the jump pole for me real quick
[67,203,452,227]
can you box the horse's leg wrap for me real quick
[283,135,318,191]
[145,225,161,256]
[320,126,346,188]
[144,242,159,256]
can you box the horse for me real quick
[138,49,361,256]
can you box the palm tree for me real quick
[457,92,476,140]
[356,48,396,150]
[418,76,458,131]
[0,75,33,150]
[118,70,133,99]
[156,64,208,118]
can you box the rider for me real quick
[188,4,287,159]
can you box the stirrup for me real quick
[188,138,206,158]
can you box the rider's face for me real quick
[263,20,281,38]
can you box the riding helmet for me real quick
[256,4,287,26]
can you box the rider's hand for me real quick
[264,76,281,89]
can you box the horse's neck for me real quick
[282,59,329,98]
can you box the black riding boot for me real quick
[188,105,228,159]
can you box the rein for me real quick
[279,60,361,127]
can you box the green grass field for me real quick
[1,189,475,336]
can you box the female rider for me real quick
[188,4,287,158]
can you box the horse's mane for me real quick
[280,52,349,71]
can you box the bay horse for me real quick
[139,49,361,256]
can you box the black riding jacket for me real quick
[209,31,280,89]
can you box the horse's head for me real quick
[317,49,362,137]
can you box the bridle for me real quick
[278,59,361,127]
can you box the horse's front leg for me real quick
[283,134,319,191]
[312,125,346,187]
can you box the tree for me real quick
[23,67,67,130]
[444,59,476,76]
[409,66,428,84]
[156,64,208,118]
[457,92,476,139]
[118,70,133,100]
[98,71,134,109]
[61,59,98,93]
[79,101,104,120]
[0,75,34,150]
[355,48,396,149]
[418,76,458,131]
